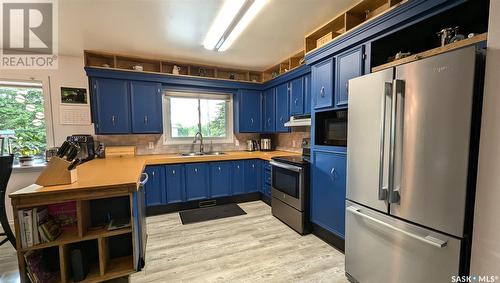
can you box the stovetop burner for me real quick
[272,155,310,166]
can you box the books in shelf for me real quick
[24,250,59,283]
[17,207,61,248]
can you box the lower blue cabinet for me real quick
[311,150,347,238]
[244,160,261,193]
[210,162,231,198]
[185,163,209,201]
[144,166,165,207]
[232,161,245,195]
[165,165,185,204]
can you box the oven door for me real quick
[270,161,304,211]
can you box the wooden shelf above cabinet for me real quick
[371,33,487,72]
[84,50,266,83]
[305,0,407,53]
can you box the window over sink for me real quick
[162,91,234,145]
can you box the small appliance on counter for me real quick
[270,138,310,234]
[67,135,95,162]
[260,138,272,151]
[246,140,259,152]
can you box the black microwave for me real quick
[315,110,347,147]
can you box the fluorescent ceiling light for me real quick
[203,0,269,52]
[218,0,268,52]
[203,0,245,50]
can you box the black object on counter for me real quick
[67,158,80,171]
[65,144,79,161]
[56,141,71,158]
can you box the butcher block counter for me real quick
[9,150,296,283]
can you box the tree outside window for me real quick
[0,84,47,163]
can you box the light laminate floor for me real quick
[0,201,347,283]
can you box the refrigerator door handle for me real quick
[388,79,405,204]
[378,82,392,201]
[346,206,448,248]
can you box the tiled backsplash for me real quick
[96,133,259,155]
[273,127,311,153]
[96,128,310,155]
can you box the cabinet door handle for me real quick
[218,166,221,171]
[111,115,116,126]
[346,82,349,94]
[294,98,298,105]
[172,170,176,175]
[280,117,284,123]
[194,168,198,173]
[252,164,255,168]
[330,168,336,182]
[250,118,254,125]
[144,115,149,124]
[267,118,271,125]
[320,86,325,97]
[237,165,240,169]
[152,171,155,177]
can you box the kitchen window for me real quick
[0,80,47,165]
[162,91,234,144]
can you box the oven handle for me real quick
[270,161,303,172]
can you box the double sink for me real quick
[179,152,227,157]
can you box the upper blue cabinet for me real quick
[335,45,365,108]
[275,83,289,133]
[235,90,262,133]
[90,78,163,135]
[312,57,334,110]
[304,73,311,114]
[289,77,304,115]
[263,88,276,133]
[92,78,131,134]
[130,81,163,133]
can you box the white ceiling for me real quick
[59,0,358,71]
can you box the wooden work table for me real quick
[9,150,296,283]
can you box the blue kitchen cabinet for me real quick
[275,83,290,132]
[165,165,185,204]
[312,57,334,110]
[311,151,347,238]
[130,81,163,133]
[231,161,245,195]
[185,163,209,201]
[235,90,262,133]
[335,46,365,107]
[92,78,131,134]
[244,160,261,193]
[210,162,231,198]
[304,73,311,114]
[263,88,275,133]
[289,77,304,115]
[262,161,271,197]
[144,166,164,207]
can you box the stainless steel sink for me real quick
[179,152,226,156]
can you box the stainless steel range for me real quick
[270,139,310,234]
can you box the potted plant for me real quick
[13,135,40,166]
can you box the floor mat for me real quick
[179,203,247,225]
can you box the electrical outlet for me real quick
[235,140,240,147]
[148,142,155,150]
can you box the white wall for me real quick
[0,55,92,223]
[471,1,500,275]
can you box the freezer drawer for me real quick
[345,201,461,283]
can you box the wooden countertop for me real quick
[9,150,297,199]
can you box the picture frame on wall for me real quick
[61,87,88,105]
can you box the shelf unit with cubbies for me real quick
[262,50,306,81]
[12,191,136,283]
[305,0,406,53]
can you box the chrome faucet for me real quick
[193,132,204,154]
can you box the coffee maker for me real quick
[66,135,95,162]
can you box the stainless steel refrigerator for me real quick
[345,46,484,283]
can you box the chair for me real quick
[0,154,15,248]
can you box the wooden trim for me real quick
[371,33,487,72]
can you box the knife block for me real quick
[36,156,78,186]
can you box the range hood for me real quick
[284,114,311,127]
